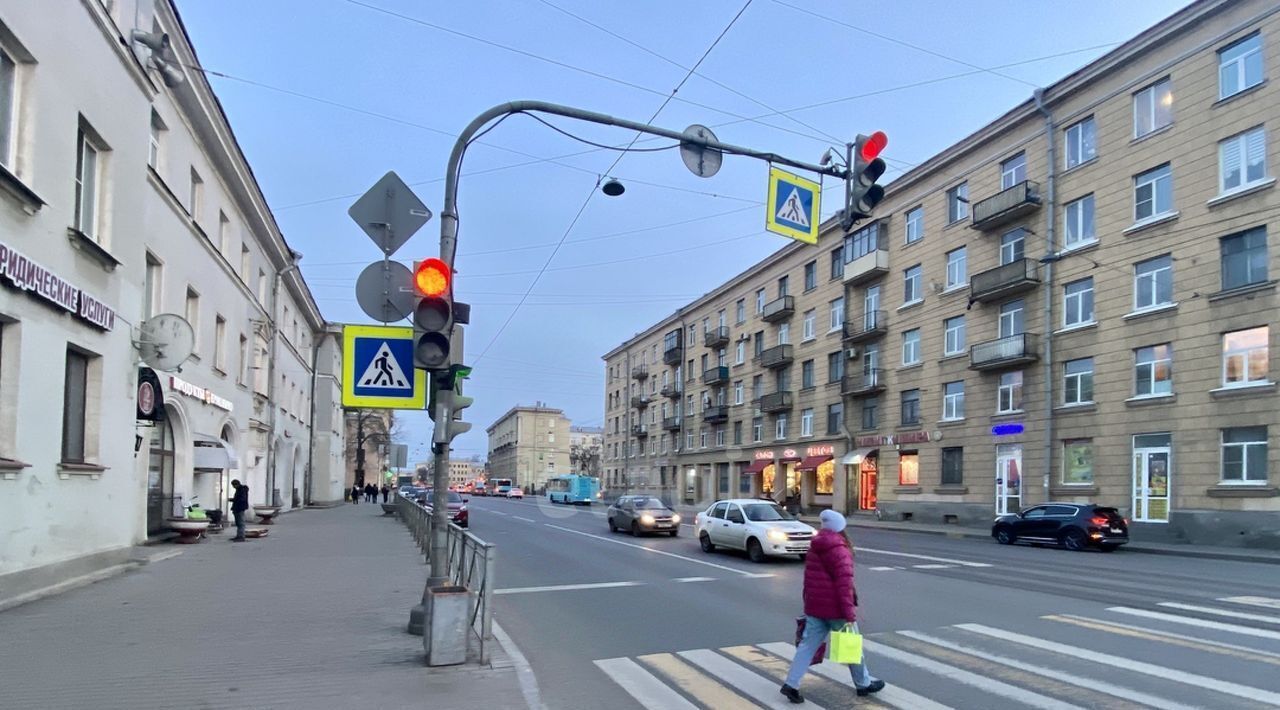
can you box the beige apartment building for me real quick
[604,0,1279,548]
[486,405,571,492]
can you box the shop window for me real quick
[898,452,919,486]
[815,459,834,494]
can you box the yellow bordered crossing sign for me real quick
[341,324,427,409]
[766,166,822,244]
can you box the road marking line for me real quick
[594,657,697,710]
[1220,596,1280,610]
[636,652,755,709]
[855,546,992,567]
[543,523,758,576]
[958,623,1280,706]
[868,566,899,571]
[487,510,509,516]
[1044,614,1280,666]
[1157,601,1280,625]
[672,576,714,583]
[911,564,955,569]
[744,573,776,579]
[512,515,537,523]
[496,581,642,595]
[1107,606,1280,642]
[758,643,953,710]
[721,645,893,710]
[898,630,1199,710]
[680,648,821,709]
[494,621,548,710]
[867,639,1076,710]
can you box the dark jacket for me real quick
[231,485,250,513]
[802,529,856,621]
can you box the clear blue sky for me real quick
[177,0,1190,465]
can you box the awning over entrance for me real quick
[840,448,876,465]
[193,434,232,471]
[742,459,771,474]
[221,438,240,470]
[779,455,802,463]
[796,454,833,472]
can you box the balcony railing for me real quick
[841,369,886,397]
[662,416,682,431]
[759,391,794,413]
[843,248,890,286]
[659,383,682,399]
[631,364,649,380]
[759,344,795,369]
[972,180,1042,231]
[761,295,795,323]
[663,345,683,365]
[631,424,649,438]
[843,311,888,343]
[704,326,730,348]
[702,405,729,422]
[970,333,1040,371]
[970,258,1040,303]
[630,394,651,409]
[702,366,730,385]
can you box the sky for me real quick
[176,0,1190,465]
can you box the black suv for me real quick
[992,503,1128,552]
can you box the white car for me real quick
[695,498,816,563]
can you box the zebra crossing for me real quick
[594,596,1280,709]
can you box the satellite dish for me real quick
[138,313,195,372]
[680,124,723,178]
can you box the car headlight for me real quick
[640,514,656,526]
[671,514,681,524]
[767,528,788,543]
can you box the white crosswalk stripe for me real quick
[679,648,821,709]
[594,658,697,710]
[1108,605,1280,641]
[757,642,953,710]
[1156,601,1280,625]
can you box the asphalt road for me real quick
[469,495,1280,710]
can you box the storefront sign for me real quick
[806,444,834,457]
[136,368,166,422]
[169,375,233,412]
[0,240,117,330]
[753,449,775,460]
[855,430,938,448]
[991,423,1025,436]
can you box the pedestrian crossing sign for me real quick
[766,166,822,245]
[341,324,427,409]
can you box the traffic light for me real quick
[845,131,888,227]
[413,257,453,371]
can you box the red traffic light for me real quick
[414,258,451,297]
[859,131,888,163]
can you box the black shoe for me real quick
[779,684,804,704]
[856,679,885,696]
[231,537,246,542]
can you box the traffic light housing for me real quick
[413,258,453,371]
[844,131,888,228]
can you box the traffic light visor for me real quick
[859,131,888,163]
[415,258,451,297]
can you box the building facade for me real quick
[570,426,604,479]
[344,409,395,489]
[487,405,571,492]
[604,0,1280,548]
[0,0,344,603]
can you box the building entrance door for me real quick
[146,419,175,536]
[858,456,878,511]
[995,444,1022,515]
[1133,435,1171,523]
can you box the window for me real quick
[902,329,921,366]
[687,431,695,449]
[754,331,764,357]
[735,340,746,365]
[1134,344,1173,397]
[801,408,813,437]
[827,403,843,435]
[189,167,203,219]
[185,288,200,354]
[999,300,1024,338]
[143,252,162,319]
[214,316,227,372]
[1000,228,1025,265]
[700,428,707,448]
[998,371,1023,413]
[1001,153,1026,189]
[218,211,231,257]
[830,247,844,280]
[844,222,881,262]
[62,349,90,463]
[1064,195,1095,248]
[945,247,966,289]
[905,206,923,244]
[718,310,726,329]
[900,389,920,426]
[0,46,17,169]
[147,109,165,171]
[944,315,966,356]
[778,323,790,345]
[942,381,965,421]
[899,452,919,485]
[1219,126,1267,194]
[776,366,791,392]
[777,275,789,298]
[752,417,763,443]
[689,324,697,347]
[1134,164,1173,222]
[1221,227,1268,291]
[732,421,743,446]
[1065,117,1096,169]
[828,297,844,333]
[1133,77,1172,138]
[257,269,267,305]
[237,334,249,385]
[715,427,725,447]
[1063,278,1094,327]
[801,360,814,389]
[861,399,878,430]
[1223,326,1269,387]
[1218,33,1263,99]
[827,351,844,383]
[74,124,102,241]
[1062,440,1094,485]
[1133,254,1173,310]
[775,414,788,440]
[752,375,763,400]
[756,288,766,314]
[947,183,969,223]
[734,380,743,405]
[803,310,816,341]
[735,299,745,324]
[903,264,922,304]
[240,245,251,283]
[1222,426,1268,483]
[1064,358,1094,405]
[941,447,963,485]
[804,261,817,291]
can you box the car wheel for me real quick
[631,522,641,537]
[747,538,766,564]
[669,529,678,538]
[1061,529,1087,552]
[608,520,617,533]
[1099,543,1120,553]
[994,527,1016,545]
[699,533,716,553]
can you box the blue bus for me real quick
[547,475,600,505]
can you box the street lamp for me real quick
[601,178,625,196]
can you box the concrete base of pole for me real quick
[407,603,425,636]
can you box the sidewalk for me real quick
[0,504,528,710]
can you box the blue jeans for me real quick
[233,510,245,539]
[785,616,876,689]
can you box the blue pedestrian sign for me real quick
[342,324,427,409]
[766,166,822,244]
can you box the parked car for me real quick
[695,499,815,562]
[507,487,525,499]
[425,490,469,528]
[608,496,680,536]
[992,503,1128,552]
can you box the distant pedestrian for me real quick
[351,484,361,505]
[367,483,376,502]
[229,479,249,542]
[780,510,884,703]
[381,484,390,503]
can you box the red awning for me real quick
[780,455,803,463]
[742,459,771,474]
[796,454,833,472]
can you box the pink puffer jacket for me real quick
[802,529,856,621]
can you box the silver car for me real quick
[695,499,815,563]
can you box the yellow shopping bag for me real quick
[828,624,863,665]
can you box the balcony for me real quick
[704,326,730,348]
[631,424,649,438]
[970,333,1040,371]
[970,258,1040,303]
[761,295,795,323]
[702,366,730,385]
[662,416,682,431]
[841,369,886,397]
[843,248,890,286]
[659,383,682,399]
[663,345,682,365]
[703,405,729,423]
[631,364,649,380]
[759,344,795,369]
[843,310,888,344]
[972,180,1042,231]
[759,391,794,413]
[630,395,651,409]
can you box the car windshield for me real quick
[448,492,463,503]
[635,498,667,510]
[742,503,792,521]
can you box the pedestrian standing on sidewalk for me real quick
[780,509,884,704]
[381,484,389,503]
[229,479,249,542]
[352,484,361,504]
[367,483,376,502]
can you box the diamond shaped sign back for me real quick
[348,171,432,257]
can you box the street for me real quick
[471,496,1280,710]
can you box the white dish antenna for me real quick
[137,313,195,372]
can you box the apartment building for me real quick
[486,405,571,492]
[570,426,604,478]
[603,0,1279,548]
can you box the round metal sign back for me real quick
[680,124,723,178]
[355,260,416,323]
